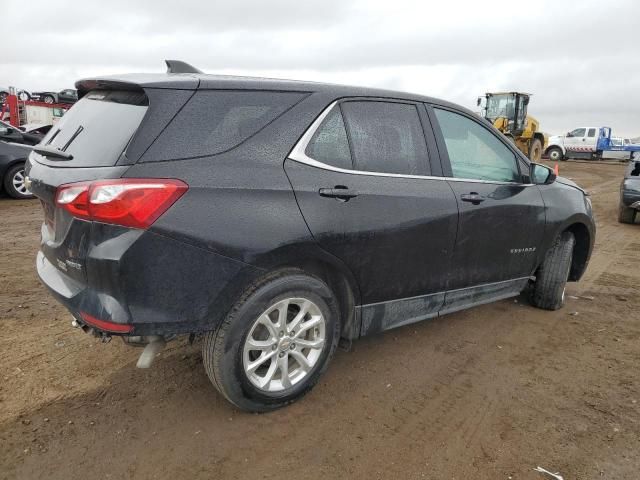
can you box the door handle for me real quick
[460,192,485,205]
[319,186,358,200]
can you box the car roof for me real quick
[75,72,464,111]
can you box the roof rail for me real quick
[165,60,203,74]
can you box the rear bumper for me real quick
[37,229,263,336]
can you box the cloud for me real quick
[2,0,639,136]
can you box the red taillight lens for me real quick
[55,179,188,229]
[55,182,91,219]
[80,311,133,333]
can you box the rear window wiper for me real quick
[32,145,74,160]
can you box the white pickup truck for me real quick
[545,127,639,161]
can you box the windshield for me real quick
[485,94,516,121]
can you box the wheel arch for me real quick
[564,222,592,281]
[545,144,566,156]
[0,158,27,183]
[254,244,362,340]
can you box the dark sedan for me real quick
[0,120,41,198]
[32,89,78,105]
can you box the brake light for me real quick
[55,179,188,229]
[80,311,133,333]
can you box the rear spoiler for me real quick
[75,60,202,98]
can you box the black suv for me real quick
[27,62,595,411]
[619,160,640,224]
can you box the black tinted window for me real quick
[146,90,306,161]
[37,90,148,168]
[305,107,352,169]
[341,101,429,175]
[434,108,520,183]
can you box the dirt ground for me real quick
[0,160,638,480]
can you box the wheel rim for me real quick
[12,168,29,195]
[550,150,560,161]
[44,97,53,104]
[243,297,326,392]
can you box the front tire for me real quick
[618,204,636,224]
[531,232,575,311]
[547,147,564,162]
[3,163,33,199]
[202,270,340,412]
[42,94,55,104]
[529,139,543,162]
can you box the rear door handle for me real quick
[460,192,485,205]
[319,186,358,200]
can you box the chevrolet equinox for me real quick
[27,61,595,411]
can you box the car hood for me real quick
[548,135,563,144]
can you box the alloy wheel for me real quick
[12,168,29,195]
[242,297,326,392]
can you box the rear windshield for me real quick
[142,90,307,162]
[37,90,148,167]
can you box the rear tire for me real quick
[42,94,55,104]
[3,163,33,199]
[618,204,636,224]
[531,232,575,311]
[202,270,340,412]
[547,147,564,162]
[529,139,543,162]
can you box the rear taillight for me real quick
[55,179,188,229]
[80,311,133,333]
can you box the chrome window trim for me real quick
[288,100,534,187]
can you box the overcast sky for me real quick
[2,0,639,136]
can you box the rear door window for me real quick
[587,128,596,137]
[144,90,307,161]
[36,90,148,168]
[304,106,352,170]
[340,101,429,175]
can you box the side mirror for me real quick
[530,163,556,185]
[477,97,482,107]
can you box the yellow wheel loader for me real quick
[477,92,546,162]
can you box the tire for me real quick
[17,90,30,101]
[531,232,575,311]
[3,163,33,199]
[0,91,7,103]
[547,147,564,162]
[202,269,341,412]
[618,204,636,224]
[42,94,55,104]
[529,138,543,162]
